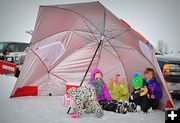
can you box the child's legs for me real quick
[132,96,142,106]
[105,101,118,112]
[149,99,159,109]
[140,96,150,112]
[98,100,118,112]
[98,100,107,109]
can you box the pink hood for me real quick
[90,68,103,79]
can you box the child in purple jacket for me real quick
[143,68,162,110]
[88,68,127,114]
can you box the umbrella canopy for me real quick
[11,1,174,109]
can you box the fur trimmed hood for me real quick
[90,68,103,79]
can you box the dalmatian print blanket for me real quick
[68,86,103,118]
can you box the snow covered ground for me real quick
[0,75,179,123]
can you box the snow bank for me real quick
[0,75,167,123]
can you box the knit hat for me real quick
[132,73,143,87]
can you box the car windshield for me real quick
[0,42,9,52]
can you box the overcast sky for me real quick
[0,0,180,52]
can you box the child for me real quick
[88,68,112,101]
[143,68,162,110]
[129,73,150,113]
[107,74,129,102]
[88,68,127,114]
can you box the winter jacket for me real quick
[107,82,129,102]
[143,78,162,101]
[131,85,149,98]
[88,68,112,101]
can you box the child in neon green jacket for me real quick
[107,74,129,102]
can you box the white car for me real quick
[0,42,28,64]
[0,42,29,77]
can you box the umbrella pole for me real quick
[67,38,103,114]
[79,39,103,86]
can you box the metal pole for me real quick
[67,37,104,114]
[79,39,103,86]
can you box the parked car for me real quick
[156,53,180,99]
[13,53,27,77]
[0,41,28,63]
[0,42,29,77]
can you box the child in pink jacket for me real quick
[88,68,112,101]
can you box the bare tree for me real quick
[157,40,169,55]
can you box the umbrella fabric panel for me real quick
[51,42,98,82]
[38,74,66,96]
[31,2,105,45]
[11,49,48,96]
